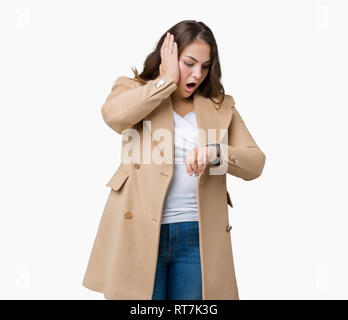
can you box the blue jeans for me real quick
[152,221,202,300]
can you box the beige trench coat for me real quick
[82,74,266,300]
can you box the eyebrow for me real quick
[184,55,212,64]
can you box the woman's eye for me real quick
[185,62,210,69]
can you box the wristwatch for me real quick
[206,143,221,166]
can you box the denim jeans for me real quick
[152,221,202,300]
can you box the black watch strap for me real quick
[206,143,221,166]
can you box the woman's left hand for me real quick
[185,145,218,176]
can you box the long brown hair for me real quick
[125,20,226,110]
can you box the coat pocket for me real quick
[226,190,233,208]
[106,168,129,191]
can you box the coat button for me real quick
[124,212,132,219]
[155,79,165,88]
[230,156,238,165]
[133,163,140,169]
[226,225,232,232]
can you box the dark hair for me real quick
[129,20,225,110]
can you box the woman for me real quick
[82,20,266,300]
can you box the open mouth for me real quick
[186,82,197,90]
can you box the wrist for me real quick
[206,143,221,166]
[160,73,177,85]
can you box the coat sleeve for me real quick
[101,74,177,134]
[213,100,266,181]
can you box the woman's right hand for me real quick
[159,32,179,85]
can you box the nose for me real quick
[192,66,202,80]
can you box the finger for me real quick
[197,148,205,174]
[169,34,174,54]
[187,150,197,176]
[173,41,178,56]
[164,33,171,54]
[161,33,169,58]
[185,152,193,176]
[191,150,198,175]
[161,33,169,52]
[168,34,174,51]
[200,148,208,174]
[192,161,198,176]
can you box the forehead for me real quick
[180,40,211,62]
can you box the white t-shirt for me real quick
[161,110,199,224]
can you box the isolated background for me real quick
[1,0,347,299]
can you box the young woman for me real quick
[82,20,266,300]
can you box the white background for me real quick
[1,0,347,299]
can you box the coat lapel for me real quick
[193,91,233,145]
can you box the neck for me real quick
[171,91,194,105]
